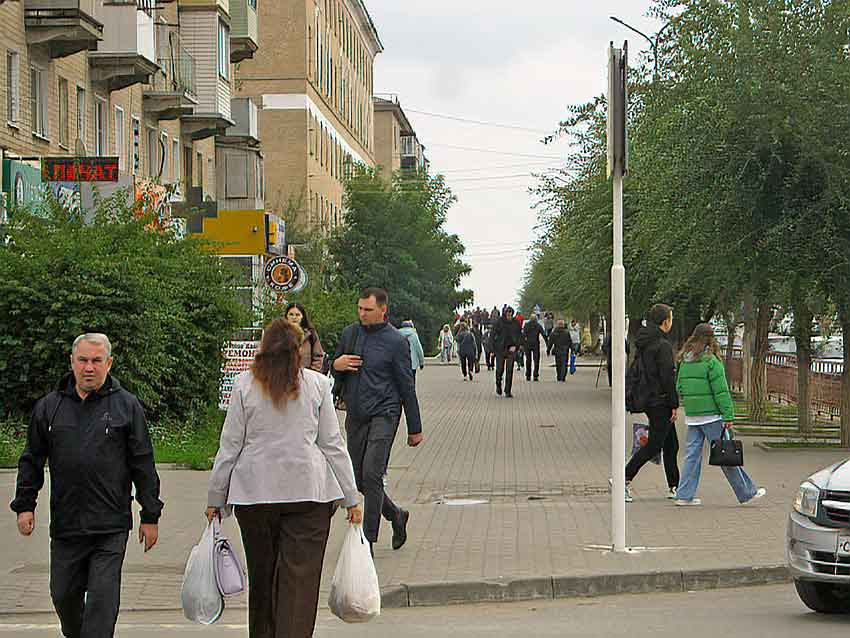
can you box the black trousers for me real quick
[345,413,402,542]
[495,351,516,394]
[235,502,333,638]
[460,353,475,377]
[50,531,128,638]
[625,406,680,489]
[553,349,568,381]
[525,346,541,379]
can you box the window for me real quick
[94,97,107,154]
[30,65,47,138]
[76,86,86,144]
[172,139,180,183]
[58,78,69,147]
[196,151,203,189]
[113,106,125,170]
[147,127,158,177]
[131,117,140,174]
[6,51,19,125]
[217,20,230,79]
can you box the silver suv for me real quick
[787,458,850,613]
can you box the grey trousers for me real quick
[50,531,128,638]
[345,413,402,543]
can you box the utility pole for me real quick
[607,41,628,553]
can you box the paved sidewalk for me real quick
[2,361,847,613]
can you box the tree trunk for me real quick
[841,310,850,448]
[724,311,737,387]
[589,313,602,354]
[792,300,813,437]
[749,301,771,423]
[741,292,755,401]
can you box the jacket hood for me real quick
[57,371,121,397]
[398,326,415,335]
[636,324,666,349]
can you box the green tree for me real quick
[0,190,246,423]
[329,168,472,350]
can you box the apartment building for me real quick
[0,0,280,311]
[235,0,382,231]
[373,94,428,182]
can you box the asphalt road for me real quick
[1,585,848,637]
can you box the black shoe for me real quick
[533,377,539,382]
[469,374,474,381]
[392,510,409,550]
[505,392,513,398]
[525,376,531,381]
[496,384,502,395]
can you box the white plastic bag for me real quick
[328,524,381,623]
[181,521,224,624]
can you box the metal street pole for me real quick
[609,16,672,80]
[607,42,628,552]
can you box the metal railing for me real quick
[149,45,196,98]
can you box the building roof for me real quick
[373,95,414,135]
[352,0,384,56]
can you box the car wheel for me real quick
[794,579,850,614]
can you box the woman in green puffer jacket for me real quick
[673,323,766,506]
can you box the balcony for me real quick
[229,0,258,62]
[217,97,259,145]
[24,0,103,59]
[89,1,158,91]
[144,44,198,120]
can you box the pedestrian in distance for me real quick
[674,323,767,506]
[439,324,454,364]
[569,320,581,372]
[522,313,548,381]
[623,304,680,503]
[543,312,555,341]
[207,319,362,638]
[331,288,424,554]
[483,327,495,370]
[11,333,163,638]
[398,320,426,381]
[492,306,523,398]
[602,333,630,388]
[547,320,573,382]
[284,302,325,372]
[456,322,478,381]
[470,321,484,373]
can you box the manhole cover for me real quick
[437,498,489,506]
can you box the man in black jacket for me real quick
[492,306,523,397]
[333,288,424,553]
[522,314,548,381]
[547,320,573,382]
[624,304,680,502]
[11,333,163,638]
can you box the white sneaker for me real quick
[625,483,634,503]
[667,487,677,500]
[743,488,767,505]
[674,498,702,506]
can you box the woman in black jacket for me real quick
[492,306,523,397]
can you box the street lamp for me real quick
[609,16,673,79]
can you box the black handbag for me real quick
[709,428,743,467]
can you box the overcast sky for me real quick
[367,1,667,311]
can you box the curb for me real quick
[381,564,791,608]
[0,565,791,616]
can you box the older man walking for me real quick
[332,288,424,554]
[11,333,163,638]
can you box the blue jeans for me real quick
[677,419,757,503]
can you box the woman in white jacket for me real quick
[206,319,362,638]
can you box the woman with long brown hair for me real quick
[206,319,362,637]
[674,323,766,506]
[284,302,325,372]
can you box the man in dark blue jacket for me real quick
[332,288,424,553]
[11,333,163,638]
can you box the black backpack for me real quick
[625,347,651,414]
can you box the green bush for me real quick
[0,190,247,424]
